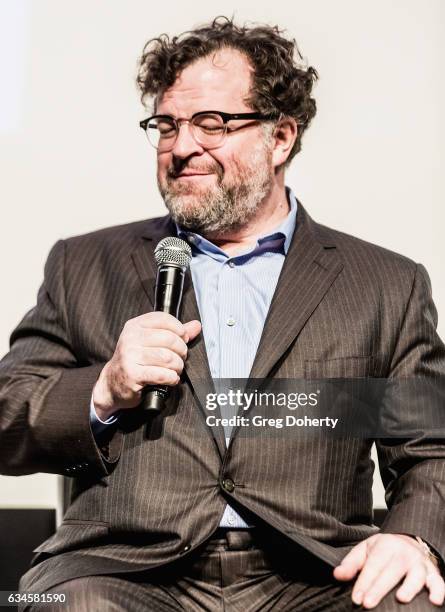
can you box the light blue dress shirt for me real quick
[91,187,298,528]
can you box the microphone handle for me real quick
[143,265,186,412]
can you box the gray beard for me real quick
[158,145,274,236]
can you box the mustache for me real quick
[167,159,222,179]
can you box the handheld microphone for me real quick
[144,237,192,412]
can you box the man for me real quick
[1,16,444,611]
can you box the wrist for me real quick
[413,536,440,568]
[94,403,115,422]
[93,365,116,419]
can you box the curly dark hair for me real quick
[136,16,318,163]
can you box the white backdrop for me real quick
[0,0,443,514]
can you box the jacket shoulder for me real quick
[62,215,171,250]
[314,221,418,274]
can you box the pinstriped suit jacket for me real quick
[1,201,445,593]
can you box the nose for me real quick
[170,121,204,159]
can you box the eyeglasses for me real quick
[139,110,279,152]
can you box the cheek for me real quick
[210,148,237,178]
[219,151,246,181]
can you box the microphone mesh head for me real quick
[154,237,192,268]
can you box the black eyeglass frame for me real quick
[139,110,280,150]
[139,110,279,132]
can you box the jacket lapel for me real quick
[248,202,344,380]
[226,203,344,447]
[131,216,226,458]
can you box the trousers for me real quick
[22,527,441,611]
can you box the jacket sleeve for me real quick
[0,239,123,478]
[376,263,445,566]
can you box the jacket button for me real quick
[222,478,235,492]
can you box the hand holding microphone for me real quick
[92,238,201,420]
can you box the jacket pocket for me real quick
[33,521,109,554]
[304,355,376,379]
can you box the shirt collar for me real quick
[175,186,297,258]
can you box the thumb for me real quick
[183,319,202,343]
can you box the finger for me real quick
[395,563,428,604]
[183,319,202,343]
[361,560,418,609]
[136,312,187,337]
[139,329,188,358]
[334,540,369,581]
[350,549,395,606]
[135,364,180,387]
[135,347,184,374]
[425,567,445,606]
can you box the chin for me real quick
[171,194,202,211]
[165,197,206,223]
[166,188,212,210]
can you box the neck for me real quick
[204,181,290,256]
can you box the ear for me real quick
[271,116,298,168]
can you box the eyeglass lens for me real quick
[146,113,226,151]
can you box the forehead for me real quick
[156,48,254,116]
